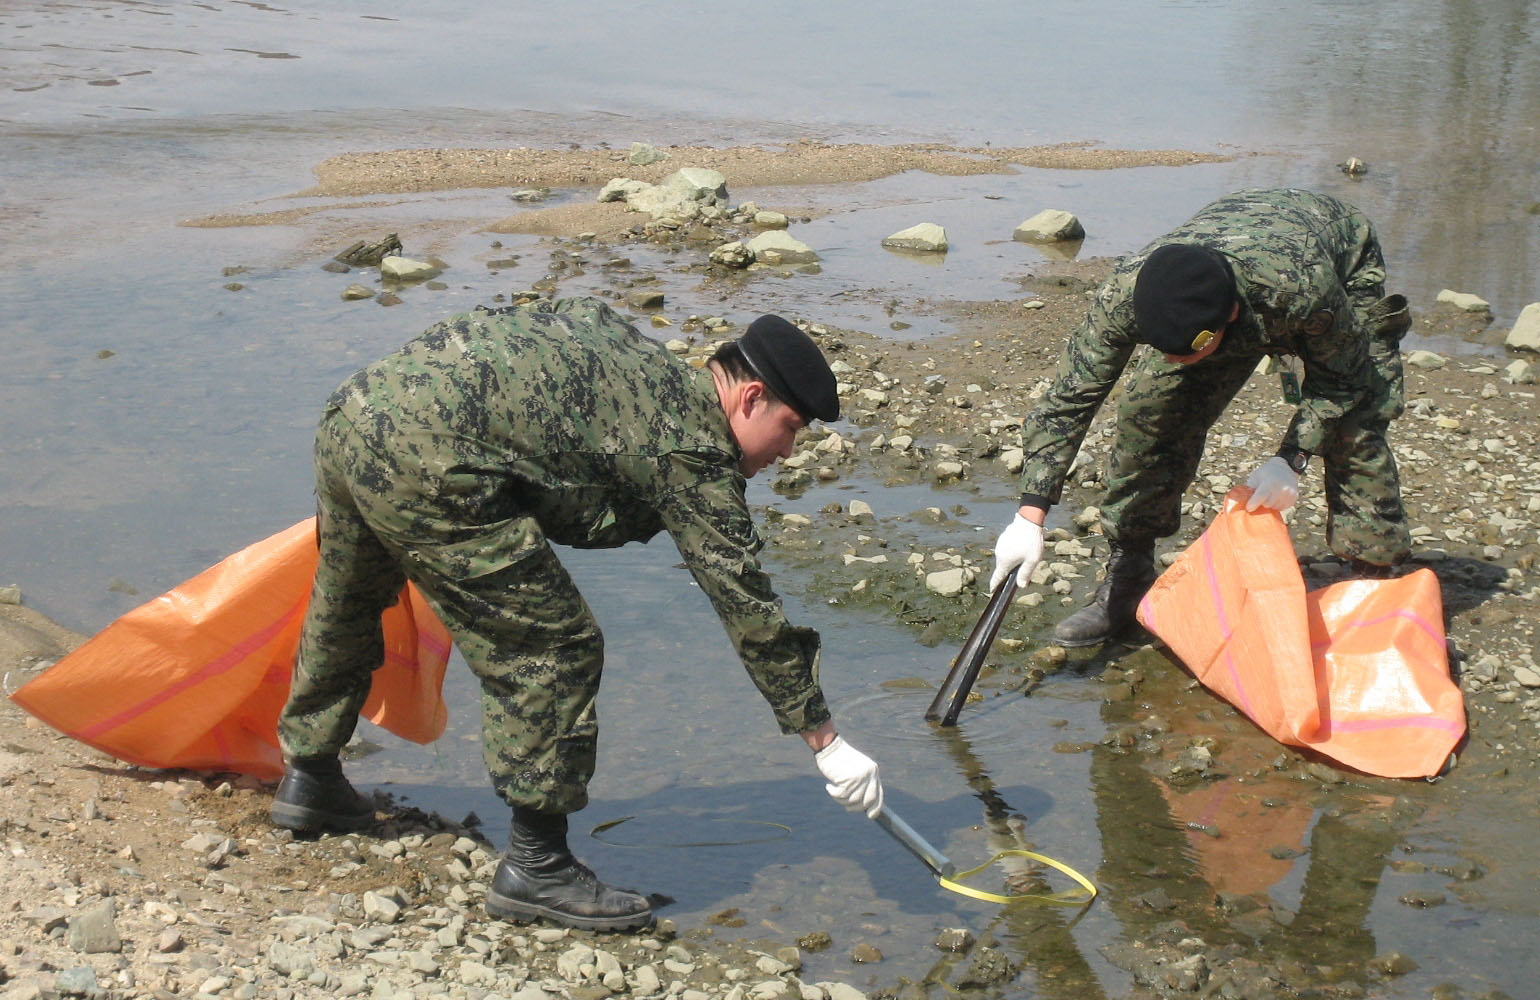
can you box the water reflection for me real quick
[1234,1,1540,320]
[1085,647,1427,993]
[921,726,1105,1000]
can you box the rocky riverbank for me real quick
[4,145,1540,1000]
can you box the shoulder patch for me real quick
[1303,309,1335,336]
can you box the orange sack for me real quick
[10,519,451,779]
[1136,488,1464,779]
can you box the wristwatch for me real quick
[1277,444,1310,474]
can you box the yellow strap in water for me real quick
[936,849,1097,905]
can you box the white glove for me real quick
[814,736,883,818]
[1245,456,1300,512]
[988,514,1045,592]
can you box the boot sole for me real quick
[485,887,653,933]
[1053,634,1109,648]
[1053,623,1150,649]
[269,799,374,834]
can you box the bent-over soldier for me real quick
[271,296,884,931]
[989,188,1413,647]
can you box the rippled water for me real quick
[3,2,1538,996]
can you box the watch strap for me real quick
[1276,445,1309,474]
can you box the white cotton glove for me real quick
[988,514,1045,592]
[1245,456,1300,512]
[814,736,884,818]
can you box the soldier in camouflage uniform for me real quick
[269,296,884,931]
[989,188,1413,647]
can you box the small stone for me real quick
[957,945,1013,988]
[632,965,662,992]
[925,568,969,597]
[1370,952,1419,975]
[67,899,121,954]
[710,241,755,268]
[362,890,403,923]
[850,943,883,963]
[55,968,100,996]
[820,987,866,1000]
[933,928,975,952]
[156,927,185,953]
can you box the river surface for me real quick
[3,2,1538,996]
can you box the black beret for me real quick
[1132,244,1236,355]
[737,314,840,422]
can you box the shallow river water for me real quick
[3,1,1539,996]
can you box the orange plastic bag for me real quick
[10,519,452,779]
[1137,488,1464,778]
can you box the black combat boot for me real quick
[1053,542,1158,648]
[269,755,376,834]
[487,807,653,932]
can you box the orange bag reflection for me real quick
[10,520,451,779]
[1137,489,1464,779]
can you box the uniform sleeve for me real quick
[654,452,832,735]
[1278,269,1374,455]
[1017,283,1140,505]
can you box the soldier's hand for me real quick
[814,736,883,818]
[989,514,1045,592]
[1245,456,1300,512]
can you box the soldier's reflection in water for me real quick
[921,656,1416,997]
[1088,648,1418,985]
[921,726,1107,1000]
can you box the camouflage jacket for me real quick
[329,296,830,735]
[1018,188,1389,506]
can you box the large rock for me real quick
[598,177,650,202]
[625,185,701,221]
[1506,302,1540,352]
[881,223,948,252]
[746,231,819,265]
[1436,288,1491,312]
[663,167,729,205]
[1013,209,1084,243]
[380,255,440,281]
[629,142,669,165]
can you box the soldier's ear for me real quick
[738,379,769,415]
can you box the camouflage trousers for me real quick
[277,408,604,815]
[1101,296,1412,566]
